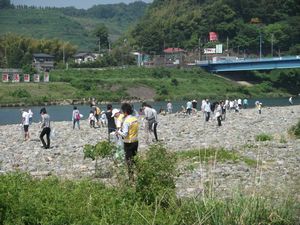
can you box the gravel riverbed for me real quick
[0,105,299,199]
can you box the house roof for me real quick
[74,52,96,58]
[33,53,54,58]
[163,48,185,53]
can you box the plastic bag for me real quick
[50,128,56,139]
[110,132,124,160]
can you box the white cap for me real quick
[111,109,120,117]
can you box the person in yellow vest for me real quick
[116,103,139,181]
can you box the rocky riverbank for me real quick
[0,105,299,199]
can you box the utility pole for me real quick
[271,33,274,57]
[259,31,262,59]
[198,37,201,61]
[98,37,101,54]
[226,37,229,57]
[62,44,65,65]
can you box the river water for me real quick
[0,97,299,125]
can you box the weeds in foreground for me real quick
[288,119,300,139]
[255,133,273,141]
[0,145,298,224]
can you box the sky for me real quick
[11,0,153,9]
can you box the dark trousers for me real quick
[217,116,222,126]
[205,112,210,121]
[124,141,138,181]
[153,122,158,141]
[186,108,192,115]
[40,127,51,148]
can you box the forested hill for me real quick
[129,0,300,55]
[0,1,148,50]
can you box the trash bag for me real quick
[50,128,56,139]
[110,132,124,161]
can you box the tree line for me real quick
[128,0,300,55]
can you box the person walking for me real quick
[167,101,173,114]
[39,107,51,149]
[116,103,139,181]
[257,102,262,114]
[72,106,80,129]
[203,99,211,122]
[88,110,96,128]
[215,102,222,126]
[21,109,30,141]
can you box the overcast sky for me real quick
[11,0,153,9]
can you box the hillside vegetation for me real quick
[0,67,298,105]
[129,0,300,55]
[0,2,148,50]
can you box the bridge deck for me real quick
[198,56,300,72]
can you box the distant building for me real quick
[32,53,54,71]
[163,48,186,64]
[74,53,99,64]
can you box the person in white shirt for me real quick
[237,98,242,108]
[289,96,293,105]
[203,99,211,122]
[167,101,173,114]
[28,109,33,125]
[88,110,96,128]
[21,109,30,141]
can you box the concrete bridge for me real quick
[198,56,300,72]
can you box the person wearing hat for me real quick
[112,108,124,130]
[39,107,51,149]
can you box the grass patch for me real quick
[288,119,300,139]
[0,67,294,105]
[176,148,257,167]
[0,173,298,225]
[255,133,273,142]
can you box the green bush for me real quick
[135,144,177,205]
[288,120,300,139]
[10,89,31,98]
[83,141,116,177]
[255,133,273,141]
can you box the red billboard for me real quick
[12,74,20,82]
[2,74,9,82]
[209,32,218,41]
[24,74,30,82]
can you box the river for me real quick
[0,97,299,125]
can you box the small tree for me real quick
[93,24,109,53]
[83,141,116,177]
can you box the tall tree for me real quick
[94,24,109,53]
[0,0,11,9]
